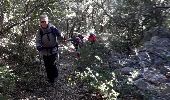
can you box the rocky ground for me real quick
[109,36,170,100]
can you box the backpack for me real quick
[75,37,82,44]
[88,34,96,42]
[71,36,81,45]
[39,26,58,48]
[78,34,84,40]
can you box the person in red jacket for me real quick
[88,33,96,44]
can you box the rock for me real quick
[150,36,159,43]
[121,67,134,75]
[134,78,150,90]
[163,65,170,71]
[158,83,170,100]
[108,52,122,69]
[143,26,170,42]
[108,32,170,99]
[166,72,170,78]
[137,51,152,68]
[143,70,167,85]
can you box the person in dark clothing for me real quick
[36,15,63,84]
[77,34,84,45]
[67,33,84,58]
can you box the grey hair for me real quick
[40,14,48,20]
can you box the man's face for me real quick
[40,18,48,28]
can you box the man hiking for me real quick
[36,14,63,84]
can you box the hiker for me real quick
[77,34,84,45]
[88,32,96,44]
[36,14,63,84]
[67,33,84,58]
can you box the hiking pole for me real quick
[55,44,64,66]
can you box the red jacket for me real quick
[88,34,96,42]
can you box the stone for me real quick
[134,78,150,90]
[166,72,170,78]
[121,67,134,75]
[143,70,167,85]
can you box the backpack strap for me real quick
[50,26,57,37]
[39,28,43,44]
[39,26,57,41]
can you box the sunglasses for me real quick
[41,21,47,23]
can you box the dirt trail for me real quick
[12,46,82,100]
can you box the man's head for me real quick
[40,15,49,28]
[90,32,94,36]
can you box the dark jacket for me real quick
[36,23,61,56]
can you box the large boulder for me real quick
[121,67,135,75]
[143,69,167,85]
[109,34,170,99]
[143,26,170,42]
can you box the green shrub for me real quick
[0,94,8,100]
[71,42,120,99]
[0,64,18,95]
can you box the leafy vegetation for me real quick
[0,64,18,98]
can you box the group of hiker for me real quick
[67,32,96,58]
[35,14,96,85]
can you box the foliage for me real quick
[70,42,119,99]
[0,64,18,96]
[74,67,119,100]
[76,42,109,69]
[113,70,157,100]
[107,0,170,51]
[0,95,8,100]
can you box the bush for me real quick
[0,64,18,96]
[0,95,8,100]
[70,42,120,99]
[71,41,157,99]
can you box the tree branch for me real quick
[2,0,56,34]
